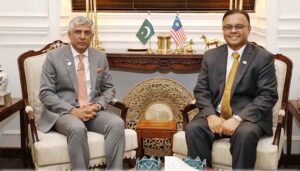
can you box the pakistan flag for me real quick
[136,18,155,45]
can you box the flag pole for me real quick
[147,10,153,54]
[147,38,153,54]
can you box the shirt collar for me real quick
[70,45,89,59]
[227,44,246,58]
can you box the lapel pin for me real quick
[65,58,72,66]
[242,61,247,64]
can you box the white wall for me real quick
[0,0,299,154]
[276,0,300,150]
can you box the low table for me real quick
[136,120,177,159]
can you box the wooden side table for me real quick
[286,100,300,161]
[136,120,177,159]
[0,98,26,166]
[0,98,24,122]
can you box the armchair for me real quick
[172,54,293,170]
[17,40,138,169]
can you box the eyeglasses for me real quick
[222,24,247,32]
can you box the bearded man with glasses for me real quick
[186,9,278,169]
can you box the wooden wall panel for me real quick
[72,0,255,11]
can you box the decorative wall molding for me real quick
[0,42,51,47]
[0,26,48,35]
[279,15,300,21]
[278,29,300,38]
[278,15,300,38]
[278,46,300,51]
[0,14,49,37]
[276,15,300,50]
[0,13,48,18]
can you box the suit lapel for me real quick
[88,48,97,95]
[64,45,78,93]
[218,46,228,99]
[231,43,255,95]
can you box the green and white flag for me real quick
[136,17,155,45]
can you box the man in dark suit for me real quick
[38,16,125,169]
[185,9,278,169]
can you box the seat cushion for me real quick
[173,128,284,170]
[33,129,137,167]
[172,131,188,156]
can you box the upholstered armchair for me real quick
[172,54,293,170]
[17,40,138,169]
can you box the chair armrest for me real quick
[24,105,39,143]
[181,100,197,131]
[109,98,129,123]
[272,110,285,146]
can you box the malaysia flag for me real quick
[170,16,187,46]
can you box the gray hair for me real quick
[68,16,94,33]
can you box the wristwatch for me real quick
[96,103,103,111]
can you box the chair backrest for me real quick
[123,77,195,131]
[18,40,67,121]
[249,42,292,127]
[272,54,292,127]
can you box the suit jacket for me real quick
[194,42,278,135]
[37,45,115,132]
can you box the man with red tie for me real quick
[38,16,125,169]
[185,9,278,169]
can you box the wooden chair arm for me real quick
[182,100,197,131]
[24,105,39,143]
[109,98,129,123]
[272,110,285,146]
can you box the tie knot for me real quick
[232,52,240,60]
[78,54,85,61]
